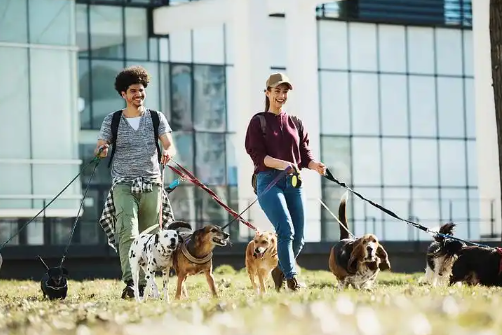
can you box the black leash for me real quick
[59,158,101,267]
[0,155,103,251]
[323,168,491,248]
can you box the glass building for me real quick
[1,0,491,247]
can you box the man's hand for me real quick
[161,151,171,165]
[95,142,109,158]
[308,160,327,175]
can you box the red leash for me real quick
[167,160,258,231]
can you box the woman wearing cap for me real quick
[245,73,327,291]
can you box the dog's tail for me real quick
[167,220,193,232]
[433,222,456,242]
[339,191,350,240]
[37,255,49,271]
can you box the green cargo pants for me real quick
[113,184,161,285]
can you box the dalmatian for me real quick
[129,228,180,302]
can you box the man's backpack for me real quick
[108,109,162,169]
[250,112,303,194]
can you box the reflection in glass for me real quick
[0,220,19,245]
[171,64,192,130]
[193,65,226,132]
[90,60,125,127]
[29,0,72,45]
[76,4,89,57]
[169,186,195,223]
[79,189,100,245]
[226,134,238,186]
[320,71,350,135]
[0,0,28,43]
[90,5,124,59]
[321,136,351,186]
[78,59,92,129]
[172,132,194,172]
[437,77,465,138]
[350,73,379,135]
[352,137,381,186]
[380,74,408,136]
[411,139,438,186]
[195,133,226,185]
[409,76,437,137]
[196,187,228,227]
[381,138,410,186]
[125,7,148,60]
[382,188,411,241]
[439,140,466,187]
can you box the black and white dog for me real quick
[420,223,465,286]
[129,228,180,302]
[38,255,69,300]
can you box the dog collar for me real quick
[181,238,212,264]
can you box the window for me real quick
[463,30,473,76]
[125,7,149,60]
[79,144,113,186]
[349,23,377,72]
[378,25,406,73]
[381,138,410,186]
[29,0,73,46]
[195,187,228,227]
[380,74,408,136]
[51,218,72,245]
[195,133,226,185]
[226,134,238,186]
[0,220,19,245]
[321,186,353,241]
[79,189,100,245]
[76,4,89,56]
[90,5,124,59]
[411,139,439,186]
[169,186,196,222]
[321,136,352,185]
[0,0,28,43]
[352,137,381,186]
[318,20,348,70]
[468,188,480,238]
[350,73,379,135]
[464,78,475,138]
[407,27,435,75]
[29,49,73,160]
[90,59,125,127]
[27,220,43,245]
[79,59,92,129]
[160,63,171,117]
[351,188,383,237]
[382,188,411,241]
[193,65,226,132]
[437,77,465,138]
[411,188,440,240]
[435,28,463,76]
[409,76,437,137]
[170,64,193,131]
[226,66,236,132]
[439,140,467,187]
[320,71,350,135]
[440,188,469,235]
[466,140,477,187]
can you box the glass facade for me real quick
[318,20,476,241]
[76,0,239,242]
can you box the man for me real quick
[95,65,176,299]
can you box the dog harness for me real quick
[181,237,212,265]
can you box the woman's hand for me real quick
[308,160,327,175]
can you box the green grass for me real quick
[1,267,502,335]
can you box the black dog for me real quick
[421,223,465,286]
[445,243,502,287]
[38,256,69,300]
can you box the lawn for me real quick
[1,266,501,335]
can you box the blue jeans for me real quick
[256,170,306,279]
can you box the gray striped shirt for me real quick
[98,109,172,180]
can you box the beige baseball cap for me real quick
[266,73,293,90]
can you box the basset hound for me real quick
[328,192,391,290]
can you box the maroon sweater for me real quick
[245,111,315,173]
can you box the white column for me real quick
[472,0,502,237]
[285,0,322,242]
[232,0,273,239]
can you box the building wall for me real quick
[0,0,489,248]
[0,0,81,245]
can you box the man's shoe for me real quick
[121,280,145,299]
[286,276,303,291]
[271,266,285,292]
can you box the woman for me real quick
[244,72,327,291]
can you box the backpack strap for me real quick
[107,109,162,169]
[149,109,162,164]
[108,110,123,169]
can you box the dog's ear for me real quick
[178,233,183,244]
[376,244,391,271]
[155,233,159,245]
[348,241,363,273]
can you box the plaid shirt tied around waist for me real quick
[98,176,175,252]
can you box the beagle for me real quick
[328,192,391,290]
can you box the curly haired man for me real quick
[95,66,177,299]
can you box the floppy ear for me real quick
[348,242,362,273]
[62,267,69,276]
[155,233,159,245]
[376,244,391,271]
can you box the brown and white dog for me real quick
[328,192,391,290]
[167,221,230,300]
[245,230,278,295]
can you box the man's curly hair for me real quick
[114,66,150,96]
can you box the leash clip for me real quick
[290,165,302,189]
